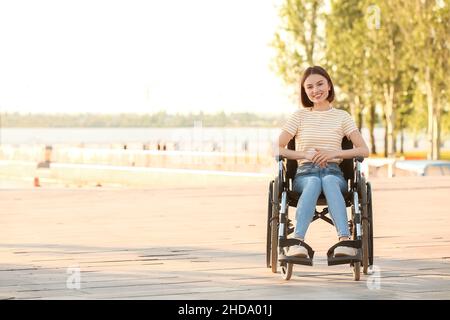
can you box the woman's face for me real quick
[304,74,330,104]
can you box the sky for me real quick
[0,0,298,115]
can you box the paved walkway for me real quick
[1,176,450,299]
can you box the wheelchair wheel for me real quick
[281,261,293,281]
[266,181,273,268]
[353,262,361,281]
[359,178,370,275]
[270,177,280,273]
[351,218,361,281]
[367,182,374,267]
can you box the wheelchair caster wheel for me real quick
[352,262,361,281]
[281,262,293,281]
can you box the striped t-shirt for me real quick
[282,107,358,165]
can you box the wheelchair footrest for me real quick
[327,251,362,266]
[326,240,362,266]
[278,254,313,266]
[278,238,314,266]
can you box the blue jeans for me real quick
[292,162,350,240]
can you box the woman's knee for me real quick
[301,176,322,193]
[322,175,346,193]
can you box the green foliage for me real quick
[271,0,325,101]
[273,0,450,157]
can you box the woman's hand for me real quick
[312,149,339,167]
[304,150,317,161]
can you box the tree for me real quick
[271,0,326,98]
[364,1,411,157]
[272,0,449,160]
[325,0,368,130]
[394,0,450,160]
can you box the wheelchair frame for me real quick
[266,137,374,281]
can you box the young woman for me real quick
[278,66,369,258]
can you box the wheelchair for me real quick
[266,137,374,281]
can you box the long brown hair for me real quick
[300,66,335,108]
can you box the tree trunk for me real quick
[353,95,363,130]
[393,129,397,154]
[358,109,363,131]
[425,67,435,160]
[349,98,357,124]
[433,100,441,160]
[369,104,376,154]
[400,127,404,155]
[383,84,395,157]
[383,114,388,158]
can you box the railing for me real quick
[3,144,446,177]
[0,144,274,172]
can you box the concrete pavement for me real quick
[1,175,449,299]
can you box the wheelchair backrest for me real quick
[285,136,354,182]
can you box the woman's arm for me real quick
[311,130,370,166]
[337,130,370,159]
[277,130,315,160]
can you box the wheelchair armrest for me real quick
[274,155,285,162]
[354,157,364,163]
